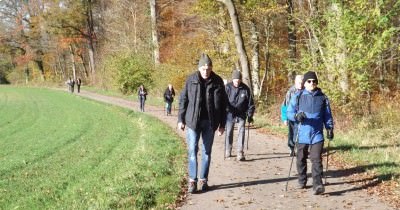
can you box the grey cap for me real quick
[198,53,212,68]
[232,69,242,80]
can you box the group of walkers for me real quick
[136,84,176,114]
[66,77,82,93]
[177,53,334,195]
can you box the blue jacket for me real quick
[287,88,334,144]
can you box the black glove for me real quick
[247,116,254,123]
[327,129,334,140]
[295,112,306,122]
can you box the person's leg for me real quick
[288,121,295,156]
[310,141,324,194]
[167,101,172,114]
[78,85,80,93]
[236,117,246,161]
[225,116,235,157]
[186,127,200,192]
[199,120,215,190]
[296,143,309,188]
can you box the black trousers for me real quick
[296,141,324,188]
[288,121,297,149]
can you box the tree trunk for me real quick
[150,0,160,65]
[250,20,260,97]
[217,0,252,91]
[330,2,349,99]
[69,45,77,80]
[34,60,45,81]
[259,20,273,98]
[130,3,138,54]
[287,0,297,84]
[87,0,96,80]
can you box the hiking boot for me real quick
[313,185,325,195]
[225,150,231,158]
[297,183,306,189]
[188,181,197,193]
[237,152,245,161]
[199,179,209,191]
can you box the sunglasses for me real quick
[306,80,317,84]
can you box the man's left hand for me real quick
[327,129,334,140]
[248,116,254,124]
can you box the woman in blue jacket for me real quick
[287,71,334,195]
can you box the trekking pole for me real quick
[224,126,227,160]
[325,140,330,184]
[246,121,250,150]
[285,122,301,192]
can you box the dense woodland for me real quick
[1,0,400,117]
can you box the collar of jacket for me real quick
[228,81,244,89]
[303,87,323,96]
[194,71,215,84]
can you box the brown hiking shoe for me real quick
[199,179,209,191]
[188,181,197,193]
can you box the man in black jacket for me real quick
[225,70,255,161]
[178,53,227,193]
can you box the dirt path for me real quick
[75,90,393,210]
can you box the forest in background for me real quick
[1,0,400,120]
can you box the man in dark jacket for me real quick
[178,53,227,193]
[164,84,175,115]
[287,71,334,195]
[225,69,255,161]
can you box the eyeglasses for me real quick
[306,80,317,84]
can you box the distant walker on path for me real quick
[138,85,147,112]
[164,84,175,115]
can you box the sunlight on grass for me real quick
[0,87,185,209]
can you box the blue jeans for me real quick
[186,120,215,182]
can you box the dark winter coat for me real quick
[178,71,227,131]
[164,87,175,103]
[287,88,334,144]
[225,82,255,120]
[138,87,147,100]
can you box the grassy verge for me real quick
[0,86,185,209]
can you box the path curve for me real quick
[74,90,393,210]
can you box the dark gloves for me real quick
[248,116,254,123]
[327,129,334,140]
[295,112,306,122]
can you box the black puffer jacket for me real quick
[178,71,227,131]
[225,82,255,119]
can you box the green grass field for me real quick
[0,86,186,209]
